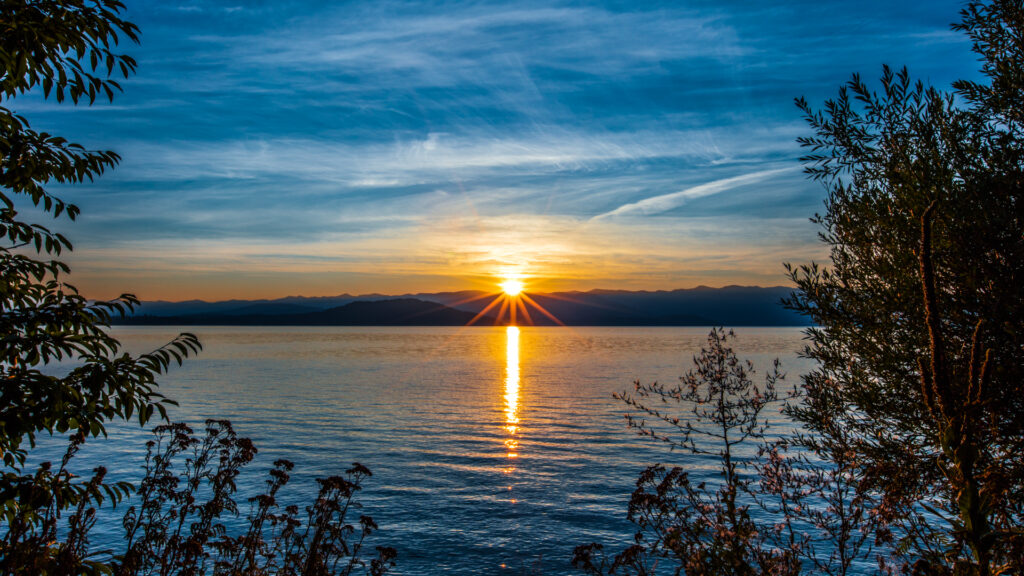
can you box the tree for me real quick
[0,5,399,574]
[0,0,200,565]
[785,1,1024,572]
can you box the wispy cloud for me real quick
[591,167,798,221]
[112,129,734,184]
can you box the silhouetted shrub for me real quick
[0,420,396,576]
[574,329,802,576]
[574,328,885,575]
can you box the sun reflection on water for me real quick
[503,326,520,463]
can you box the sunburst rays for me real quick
[464,277,564,327]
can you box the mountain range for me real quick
[117,286,807,326]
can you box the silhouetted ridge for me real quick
[120,286,809,326]
[313,299,483,325]
[121,299,489,326]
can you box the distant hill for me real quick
[119,286,807,326]
[220,303,321,316]
[133,296,359,317]
[401,286,803,326]
[121,298,491,326]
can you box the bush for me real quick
[573,329,801,576]
[0,420,396,575]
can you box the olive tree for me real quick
[785,1,1024,572]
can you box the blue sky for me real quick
[22,0,977,300]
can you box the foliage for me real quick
[0,421,397,576]
[0,5,399,575]
[784,1,1024,573]
[0,0,206,562]
[757,437,874,576]
[573,329,797,576]
[906,202,1022,575]
[0,430,127,574]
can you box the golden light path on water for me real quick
[504,325,520,464]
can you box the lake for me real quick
[39,326,812,575]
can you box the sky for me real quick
[18,0,979,301]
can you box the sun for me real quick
[458,274,563,326]
[500,279,524,296]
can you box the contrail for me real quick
[590,166,796,221]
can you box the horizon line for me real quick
[138,284,796,304]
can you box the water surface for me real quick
[43,326,811,575]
